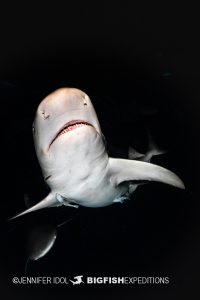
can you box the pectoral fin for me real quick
[109,158,185,189]
[9,193,60,220]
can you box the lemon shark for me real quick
[11,88,184,219]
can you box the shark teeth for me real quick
[49,120,92,148]
[58,122,89,136]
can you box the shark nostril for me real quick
[40,110,50,119]
[82,94,88,106]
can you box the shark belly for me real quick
[44,132,122,207]
[48,154,128,208]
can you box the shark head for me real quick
[33,88,101,153]
[33,88,102,176]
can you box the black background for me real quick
[0,2,200,299]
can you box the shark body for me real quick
[12,88,184,219]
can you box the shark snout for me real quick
[37,88,90,121]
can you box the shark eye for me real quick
[32,125,35,134]
[84,102,87,106]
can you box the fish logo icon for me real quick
[69,275,84,285]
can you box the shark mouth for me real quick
[49,120,92,148]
